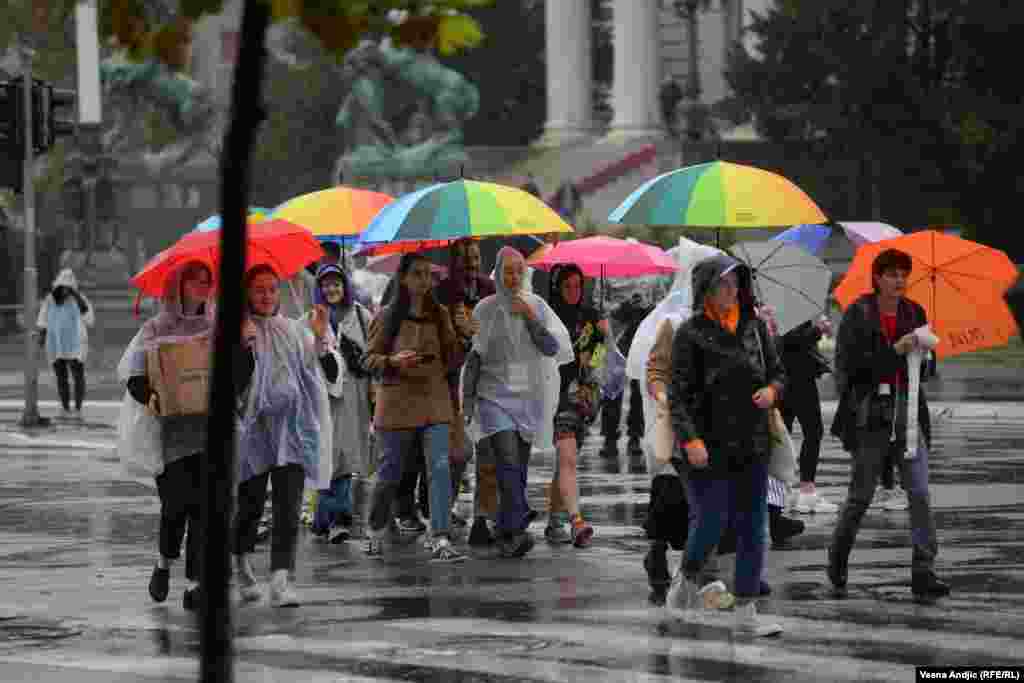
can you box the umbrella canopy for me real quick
[608,161,828,228]
[131,218,324,297]
[194,207,271,232]
[354,179,573,256]
[729,240,833,336]
[833,230,1020,358]
[527,236,678,278]
[839,221,902,247]
[272,187,394,242]
[773,224,832,256]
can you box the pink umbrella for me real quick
[839,221,903,247]
[527,236,678,278]
[364,253,448,277]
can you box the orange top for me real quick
[704,301,739,334]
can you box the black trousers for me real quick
[780,375,825,483]
[601,379,645,441]
[155,453,203,582]
[234,464,305,572]
[53,359,85,411]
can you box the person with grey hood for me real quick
[667,254,786,637]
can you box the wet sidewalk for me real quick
[0,399,1022,681]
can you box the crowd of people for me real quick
[111,235,950,637]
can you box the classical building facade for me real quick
[541,0,770,145]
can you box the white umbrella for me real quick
[729,240,832,336]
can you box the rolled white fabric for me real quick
[905,325,940,458]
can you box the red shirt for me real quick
[879,311,906,387]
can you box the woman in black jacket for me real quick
[668,254,786,636]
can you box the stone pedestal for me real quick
[606,0,666,141]
[538,0,594,146]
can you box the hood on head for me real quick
[160,260,215,319]
[691,253,754,315]
[52,268,77,291]
[314,263,353,308]
[494,246,525,299]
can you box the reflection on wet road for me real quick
[0,400,1021,681]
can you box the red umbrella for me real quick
[131,218,325,298]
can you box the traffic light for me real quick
[0,80,25,193]
[32,83,76,152]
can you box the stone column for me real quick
[539,0,593,146]
[607,0,665,140]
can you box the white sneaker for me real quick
[429,537,467,563]
[871,486,890,509]
[269,569,299,608]
[697,580,736,610]
[236,554,263,603]
[59,407,73,420]
[666,569,697,610]
[883,486,909,511]
[794,491,838,514]
[734,601,782,637]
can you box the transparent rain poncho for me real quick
[237,314,333,490]
[468,247,573,446]
[625,238,723,475]
[116,262,216,478]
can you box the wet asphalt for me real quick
[0,396,1021,682]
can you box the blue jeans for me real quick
[369,424,452,537]
[483,430,531,536]
[313,475,369,533]
[684,462,768,598]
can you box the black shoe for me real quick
[648,588,667,607]
[599,442,619,459]
[525,509,539,524]
[827,546,848,597]
[149,566,170,603]
[770,508,805,545]
[468,517,494,546]
[759,580,772,596]
[912,571,950,600]
[499,532,535,558]
[627,436,644,457]
[182,585,200,611]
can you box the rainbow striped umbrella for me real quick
[608,161,827,228]
[354,180,574,256]
[272,187,394,242]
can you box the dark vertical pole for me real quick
[201,1,270,682]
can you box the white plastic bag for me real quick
[117,390,163,478]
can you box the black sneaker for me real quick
[468,517,494,546]
[499,532,535,559]
[450,512,469,528]
[827,546,848,597]
[770,509,805,545]
[912,571,950,601]
[627,436,644,457]
[149,566,170,603]
[648,588,668,607]
[182,585,200,611]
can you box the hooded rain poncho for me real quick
[116,262,216,478]
[467,247,573,446]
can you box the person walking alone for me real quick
[37,268,94,421]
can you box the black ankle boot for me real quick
[769,506,805,545]
[827,545,849,596]
[644,543,670,606]
[912,571,950,600]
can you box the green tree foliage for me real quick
[439,0,545,146]
[724,0,1024,258]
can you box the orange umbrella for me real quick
[834,230,1020,358]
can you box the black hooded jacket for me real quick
[668,254,787,476]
